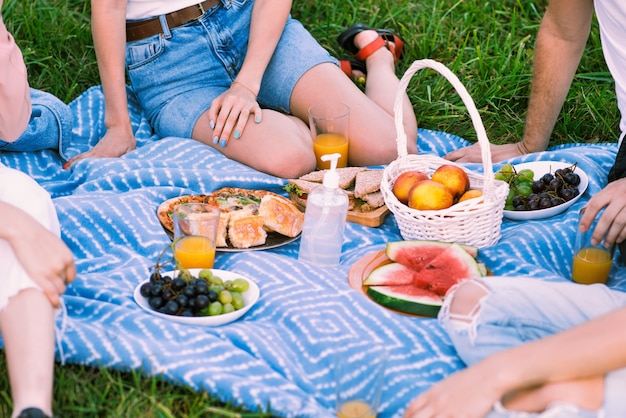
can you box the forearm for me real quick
[234,0,291,92]
[0,201,34,243]
[520,0,593,153]
[0,15,30,141]
[91,0,132,132]
[488,306,626,395]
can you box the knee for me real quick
[440,279,489,324]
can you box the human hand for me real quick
[579,177,626,247]
[403,368,501,418]
[207,82,263,148]
[10,212,76,308]
[445,142,526,164]
[63,125,136,169]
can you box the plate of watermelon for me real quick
[348,240,488,317]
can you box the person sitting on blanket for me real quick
[63,0,418,177]
[1,7,76,418]
[404,1,626,417]
[445,0,626,166]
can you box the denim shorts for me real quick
[125,0,337,138]
[438,276,626,418]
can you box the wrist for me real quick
[231,80,259,98]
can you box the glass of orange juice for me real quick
[172,203,220,269]
[334,343,387,418]
[308,102,350,170]
[572,209,615,284]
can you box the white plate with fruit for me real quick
[134,268,260,326]
[497,161,588,221]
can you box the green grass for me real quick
[0,0,618,415]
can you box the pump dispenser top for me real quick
[297,153,349,267]
[322,153,340,189]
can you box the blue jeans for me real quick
[125,0,336,138]
[438,276,626,417]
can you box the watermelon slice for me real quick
[367,285,443,317]
[363,263,418,286]
[411,243,483,296]
[386,240,478,272]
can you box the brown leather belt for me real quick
[126,0,219,42]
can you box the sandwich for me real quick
[285,167,385,213]
[258,194,305,238]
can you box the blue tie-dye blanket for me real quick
[2,86,625,417]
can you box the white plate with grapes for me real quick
[496,161,589,221]
[134,268,260,326]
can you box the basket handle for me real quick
[394,59,496,196]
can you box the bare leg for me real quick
[503,377,604,413]
[192,109,317,179]
[448,282,604,414]
[1,289,55,418]
[291,30,418,166]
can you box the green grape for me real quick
[198,269,213,280]
[208,301,223,316]
[231,292,245,310]
[222,303,235,314]
[177,269,193,282]
[208,275,224,286]
[500,163,514,175]
[229,278,249,293]
[515,184,533,197]
[494,172,508,182]
[219,289,233,305]
[517,169,535,182]
[209,284,225,293]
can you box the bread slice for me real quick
[258,194,304,238]
[354,170,383,198]
[228,210,267,249]
[215,211,230,247]
[361,190,385,210]
[300,167,365,189]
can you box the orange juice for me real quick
[174,235,216,269]
[337,400,375,418]
[314,133,349,169]
[572,247,613,284]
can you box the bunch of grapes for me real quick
[140,245,248,317]
[140,269,248,317]
[495,163,581,211]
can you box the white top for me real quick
[0,15,30,141]
[595,0,626,145]
[126,0,206,20]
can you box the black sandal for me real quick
[338,57,367,84]
[337,23,406,62]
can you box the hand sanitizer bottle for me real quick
[298,153,349,267]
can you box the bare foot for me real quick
[503,376,604,413]
[64,130,136,169]
[353,30,395,68]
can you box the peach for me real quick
[458,189,483,203]
[431,165,470,198]
[392,171,428,203]
[407,180,454,210]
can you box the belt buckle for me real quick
[196,2,206,18]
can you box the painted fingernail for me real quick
[255,116,262,123]
[210,120,215,130]
[219,138,227,147]
[234,130,241,139]
[63,162,70,169]
[212,136,219,145]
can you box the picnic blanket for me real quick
[2,85,626,417]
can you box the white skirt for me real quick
[0,163,60,310]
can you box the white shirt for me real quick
[595,0,626,145]
[126,0,206,20]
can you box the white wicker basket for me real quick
[380,59,509,248]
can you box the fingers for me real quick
[209,95,262,147]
